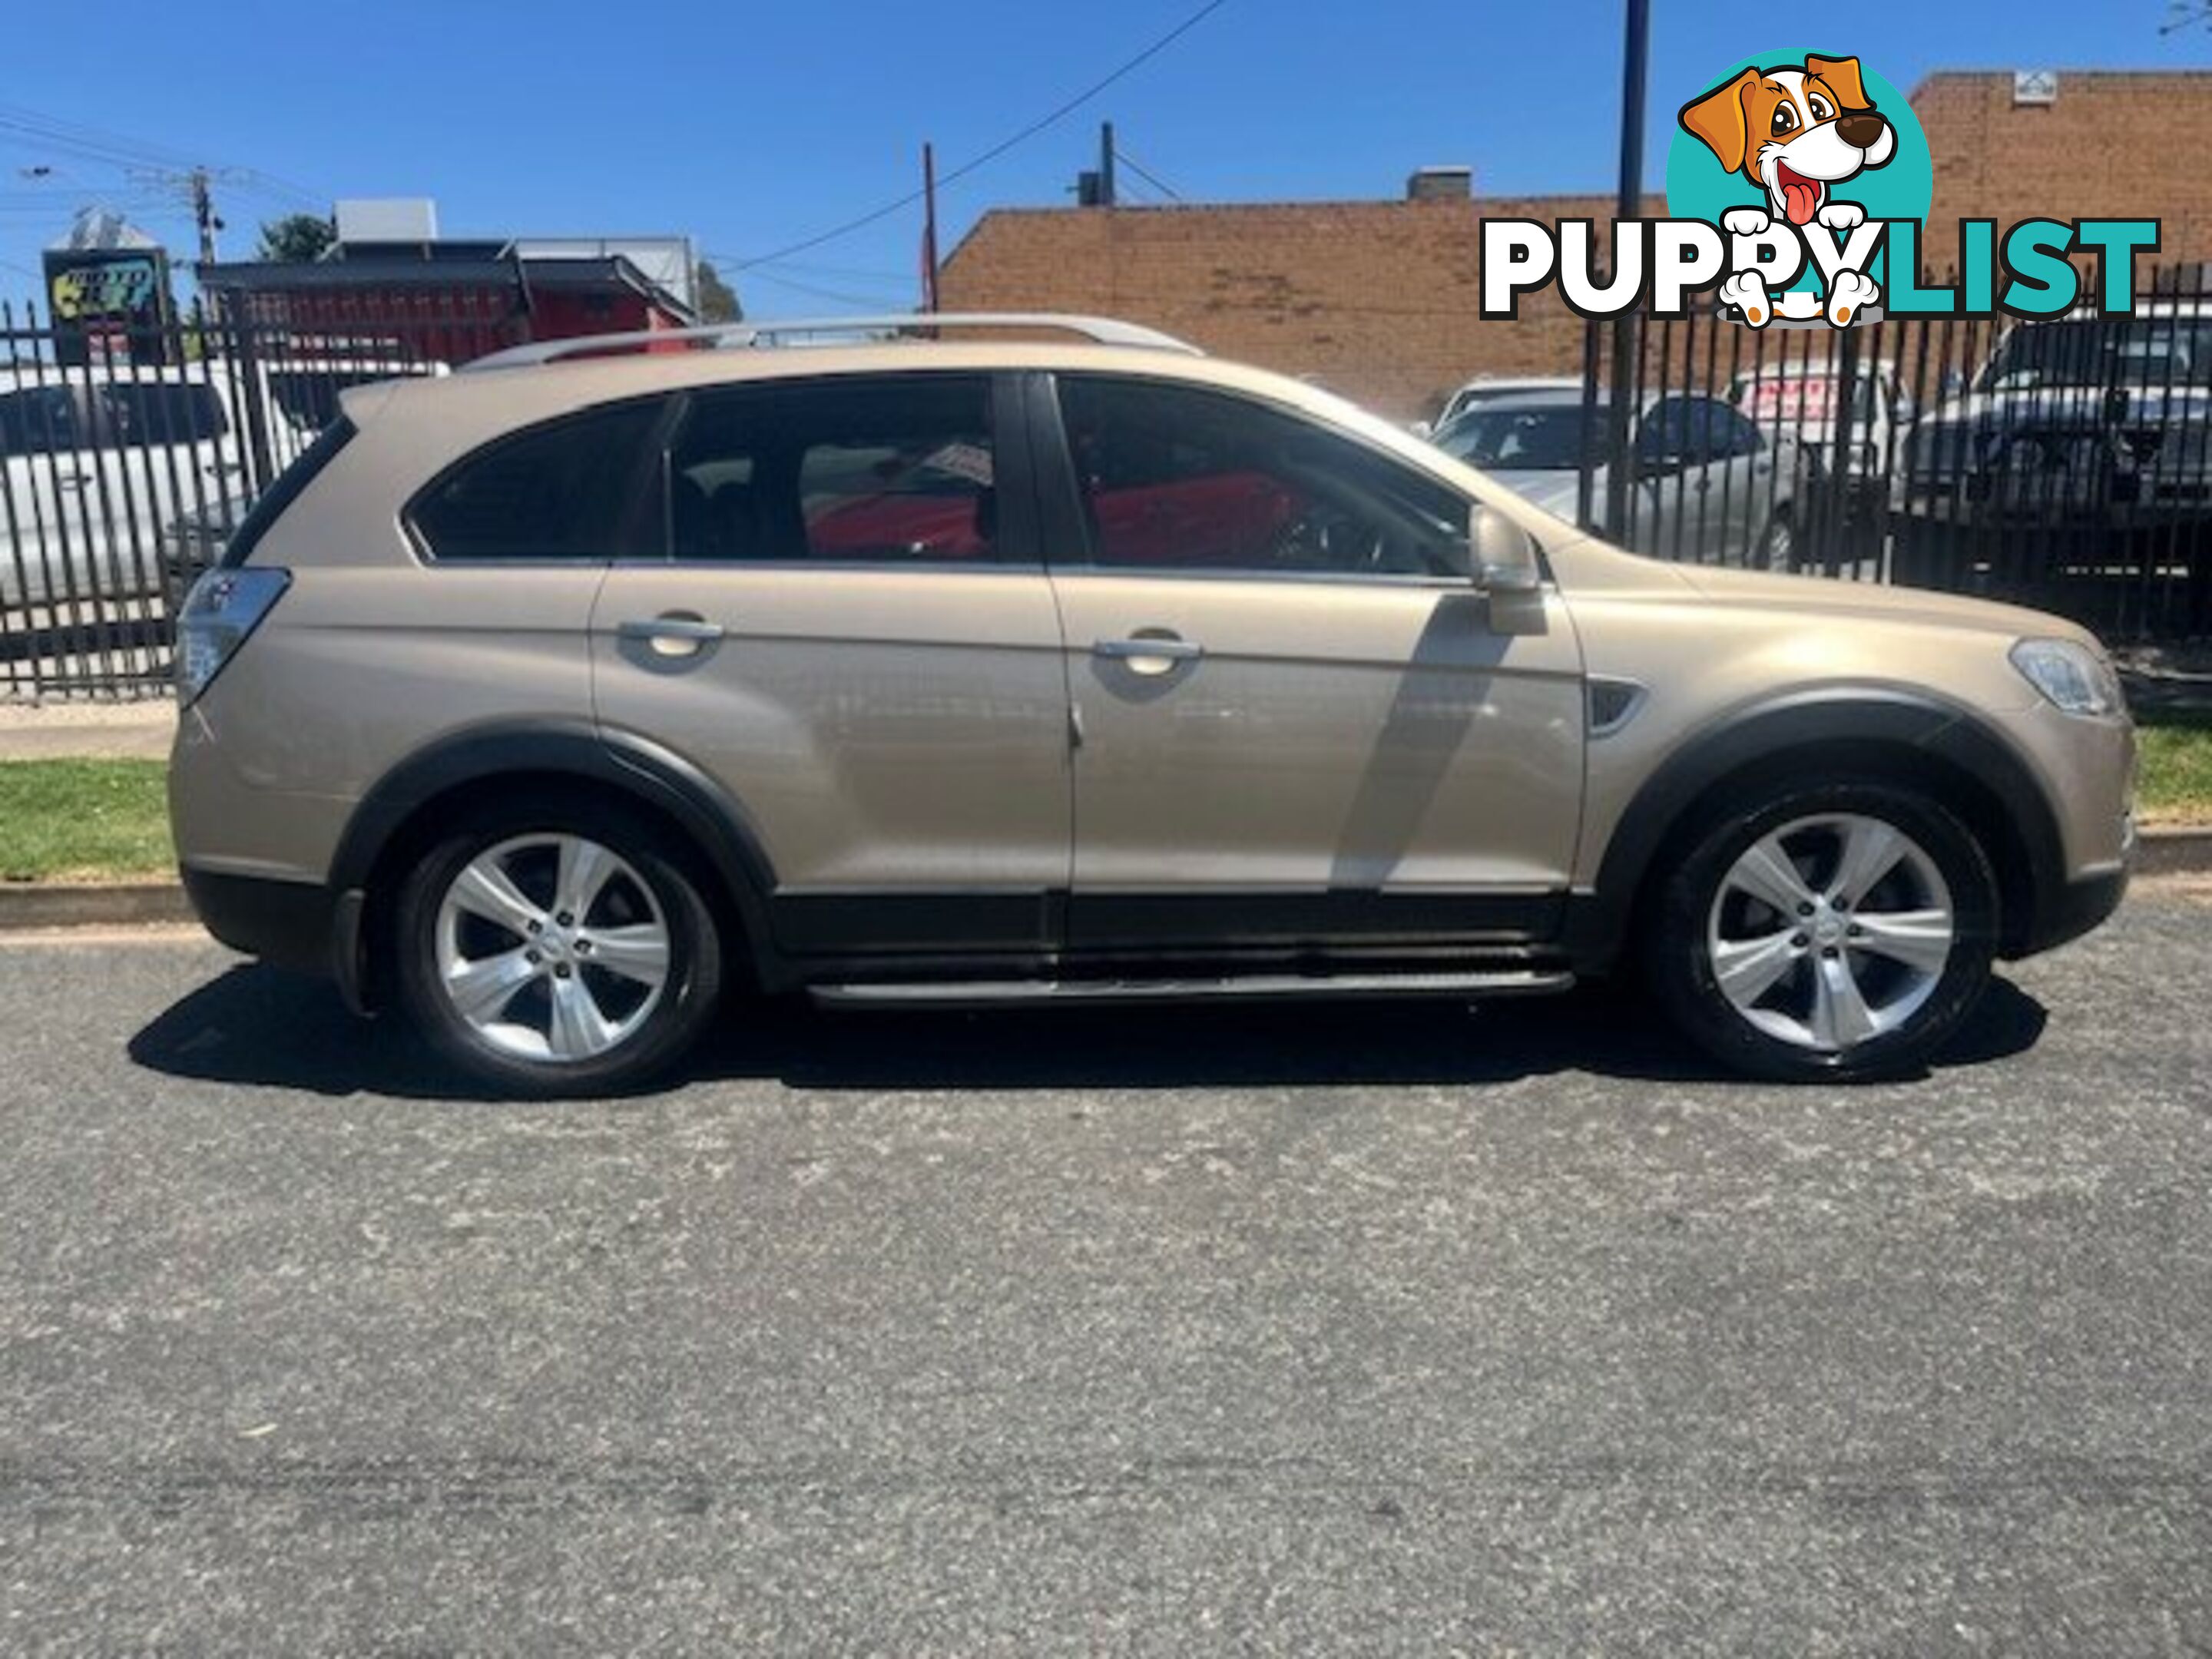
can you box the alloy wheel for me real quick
[1705,812,1955,1054]
[432,833,672,1063]
[1758,513,1795,571]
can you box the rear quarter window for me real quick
[409,399,664,562]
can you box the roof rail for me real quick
[464,313,1201,372]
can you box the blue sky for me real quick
[2,0,2207,316]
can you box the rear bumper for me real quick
[178,863,333,969]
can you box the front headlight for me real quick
[2010,637,2124,717]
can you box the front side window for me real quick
[667,375,997,563]
[1714,404,1767,458]
[1639,396,1718,466]
[411,399,664,561]
[1057,377,1467,578]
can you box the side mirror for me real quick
[1469,503,1542,594]
[1409,419,1434,441]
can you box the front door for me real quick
[1035,373,1586,955]
[591,371,1071,962]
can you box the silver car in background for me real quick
[1429,386,1803,568]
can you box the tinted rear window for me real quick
[410,399,663,561]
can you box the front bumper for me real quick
[2015,863,2130,958]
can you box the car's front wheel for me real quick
[1753,508,1796,572]
[394,798,724,1095]
[1644,782,1998,1081]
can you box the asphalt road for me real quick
[2,883,2209,1654]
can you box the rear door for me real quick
[589,371,1072,964]
[1035,372,1584,955]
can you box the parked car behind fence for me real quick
[1894,302,2212,634]
[1,297,479,697]
[1430,386,1805,569]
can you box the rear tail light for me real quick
[177,568,290,707]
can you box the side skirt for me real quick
[810,966,1575,1009]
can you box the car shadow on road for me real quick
[125,964,2050,1102]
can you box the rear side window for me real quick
[666,375,998,563]
[411,399,663,561]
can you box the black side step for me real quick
[809,968,1575,1009]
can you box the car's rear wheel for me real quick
[1644,781,1998,1081]
[394,798,723,1096]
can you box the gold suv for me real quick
[168,315,2136,1095]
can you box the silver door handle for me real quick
[618,614,725,659]
[619,616,726,643]
[1094,636,1202,663]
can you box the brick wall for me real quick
[941,193,1663,420]
[1912,71,2212,273]
[939,70,2212,419]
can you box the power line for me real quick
[725,0,1230,270]
[0,101,203,171]
[706,254,915,284]
[0,104,323,219]
[740,266,909,310]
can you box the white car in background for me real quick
[1730,359,1915,517]
[1431,384,1804,568]
[0,363,271,612]
[1,353,446,614]
[1415,375,1584,438]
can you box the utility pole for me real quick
[1600,0,1650,539]
[1100,121,1117,207]
[189,166,220,265]
[920,142,940,313]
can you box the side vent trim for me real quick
[1588,677,1648,739]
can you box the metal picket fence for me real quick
[1,296,516,700]
[1571,263,2212,643]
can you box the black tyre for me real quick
[1754,508,1797,572]
[393,795,724,1096]
[1642,780,1998,1083]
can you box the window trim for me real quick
[1028,369,1495,585]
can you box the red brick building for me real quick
[198,238,698,366]
[939,71,2212,419]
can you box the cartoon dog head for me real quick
[1679,55,1896,227]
